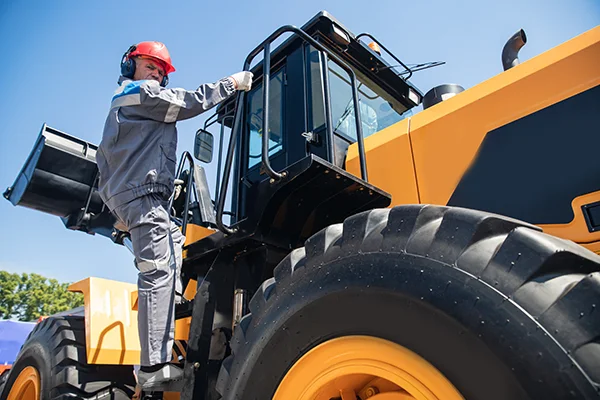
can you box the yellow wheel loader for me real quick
[2,11,599,400]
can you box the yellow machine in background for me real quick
[2,11,599,400]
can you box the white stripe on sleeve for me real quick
[111,93,141,109]
[164,102,181,123]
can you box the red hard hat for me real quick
[129,41,176,74]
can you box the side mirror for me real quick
[194,129,214,163]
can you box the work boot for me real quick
[137,363,184,392]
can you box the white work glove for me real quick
[230,71,253,92]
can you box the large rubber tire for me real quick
[216,205,600,399]
[0,371,8,397]
[0,316,136,400]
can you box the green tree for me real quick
[0,271,83,321]
[0,271,21,318]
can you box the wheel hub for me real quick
[274,336,463,400]
[7,366,41,400]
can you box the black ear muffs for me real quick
[120,44,169,87]
[120,45,137,79]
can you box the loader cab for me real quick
[202,12,422,228]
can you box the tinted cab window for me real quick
[246,69,286,170]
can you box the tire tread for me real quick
[217,205,600,396]
[0,316,135,400]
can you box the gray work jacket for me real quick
[96,76,236,211]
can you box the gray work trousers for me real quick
[113,193,185,366]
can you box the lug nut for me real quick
[364,386,379,398]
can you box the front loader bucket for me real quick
[4,124,103,218]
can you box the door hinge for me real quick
[301,131,320,145]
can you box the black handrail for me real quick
[320,52,335,163]
[169,151,196,236]
[216,24,369,235]
[203,112,219,131]
[203,114,234,203]
[215,116,233,202]
[260,40,284,181]
[356,32,413,80]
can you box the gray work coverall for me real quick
[96,76,236,366]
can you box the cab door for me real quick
[235,47,309,222]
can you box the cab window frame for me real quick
[245,67,287,171]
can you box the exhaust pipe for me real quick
[423,84,465,109]
[502,29,527,70]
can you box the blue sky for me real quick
[0,0,598,285]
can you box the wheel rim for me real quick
[274,336,464,400]
[7,366,41,400]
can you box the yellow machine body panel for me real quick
[346,118,420,205]
[347,25,600,251]
[409,25,600,207]
[68,277,141,365]
[68,278,192,366]
[184,224,216,248]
